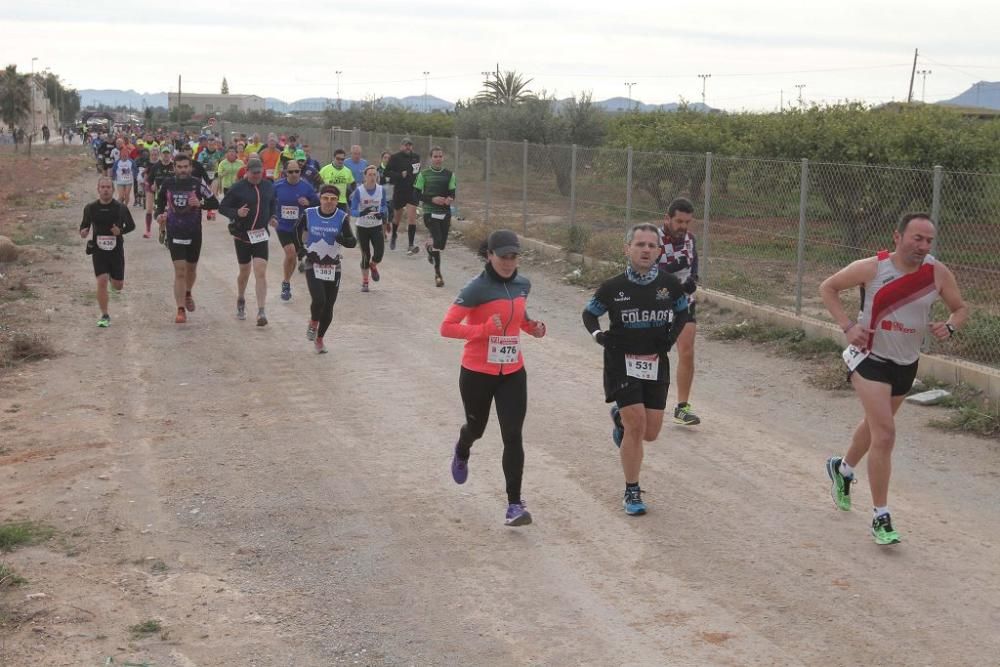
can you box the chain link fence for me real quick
[211,123,1000,370]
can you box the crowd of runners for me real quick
[79,128,969,537]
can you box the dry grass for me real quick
[0,332,56,367]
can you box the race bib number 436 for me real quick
[625,353,659,380]
[487,335,520,364]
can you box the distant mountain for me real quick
[80,89,168,109]
[937,81,1000,110]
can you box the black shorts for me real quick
[235,237,269,264]
[167,233,202,263]
[851,356,919,397]
[424,212,451,250]
[276,229,297,248]
[611,380,669,411]
[392,186,416,211]
[92,249,125,281]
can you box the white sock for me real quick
[838,460,854,479]
[873,506,889,518]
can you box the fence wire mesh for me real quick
[208,124,1000,369]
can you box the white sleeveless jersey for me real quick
[858,251,938,364]
[354,184,384,228]
[657,229,697,283]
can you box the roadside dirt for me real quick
[1,154,999,666]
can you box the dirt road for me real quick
[2,165,999,666]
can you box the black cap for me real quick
[487,229,520,255]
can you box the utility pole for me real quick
[907,48,919,104]
[795,83,806,107]
[917,69,932,102]
[780,89,784,112]
[697,73,711,107]
[625,82,638,110]
[177,74,182,130]
[30,57,38,135]
[423,71,430,112]
[336,71,342,110]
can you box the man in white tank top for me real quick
[819,213,967,545]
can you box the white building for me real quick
[167,92,266,116]
[27,77,58,134]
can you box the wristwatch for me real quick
[945,323,956,337]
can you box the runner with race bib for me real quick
[440,230,546,527]
[582,223,690,516]
[79,176,136,328]
[294,185,357,353]
[819,212,967,545]
[273,163,319,301]
[349,165,388,292]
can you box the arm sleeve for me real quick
[582,287,608,335]
[218,185,240,219]
[337,218,358,249]
[119,203,136,235]
[448,172,457,199]
[155,184,167,216]
[267,186,277,220]
[383,155,400,183]
[690,237,699,283]
[80,204,92,231]
[664,279,691,349]
[349,189,360,218]
[380,189,388,217]
[294,213,308,256]
[440,304,485,340]
[200,181,220,211]
[307,185,320,207]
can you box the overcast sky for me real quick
[5,0,998,110]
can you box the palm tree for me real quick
[0,65,31,151]
[475,71,536,107]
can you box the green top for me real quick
[414,167,456,214]
[318,164,355,203]
[217,159,245,189]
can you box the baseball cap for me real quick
[401,137,413,145]
[294,149,307,160]
[246,158,264,172]
[487,230,520,256]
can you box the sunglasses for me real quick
[285,169,301,173]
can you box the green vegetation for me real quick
[128,619,162,637]
[0,521,54,552]
[0,562,27,586]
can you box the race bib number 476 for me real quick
[487,335,520,364]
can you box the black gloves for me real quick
[683,276,697,294]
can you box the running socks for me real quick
[432,250,441,272]
[391,222,399,240]
[407,224,416,247]
[839,460,855,478]
[626,482,640,491]
[874,506,890,518]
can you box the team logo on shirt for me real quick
[614,291,630,303]
[655,288,671,301]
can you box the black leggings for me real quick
[357,225,385,270]
[456,367,527,504]
[305,268,341,337]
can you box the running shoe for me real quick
[451,444,469,484]
[407,245,420,256]
[435,274,445,288]
[175,308,187,324]
[280,281,291,301]
[504,501,532,527]
[142,232,151,239]
[185,292,196,312]
[673,403,701,426]
[256,311,268,327]
[369,264,380,282]
[315,337,328,354]
[389,236,397,251]
[623,487,647,516]
[97,314,110,328]
[361,282,369,293]
[236,298,246,321]
[872,513,901,545]
[297,259,306,273]
[306,321,318,341]
[610,404,624,449]
[826,456,853,511]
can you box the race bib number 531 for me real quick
[625,353,659,380]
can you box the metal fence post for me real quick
[522,139,529,234]
[428,134,434,154]
[485,138,492,225]
[329,128,335,163]
[795,158,810,316]
[385,131,390,150]
[701,152,713,285]
[569,143,578,227]
[625,146,634,226]
[930,165,943,255]
[352,127,360,147]
[453,135,459,179]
